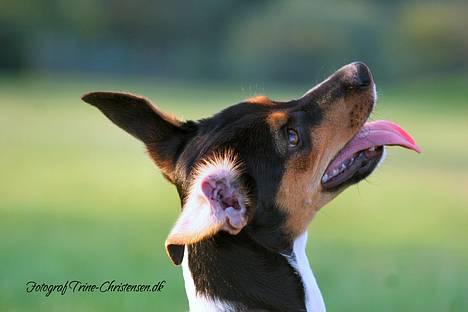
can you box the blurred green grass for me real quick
[1,76,467,311]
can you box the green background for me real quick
[1,0,468,310]
[1,77,467,311]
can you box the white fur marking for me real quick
[373,82,378,104]
[166,150,248,247]
[287,231,326,312]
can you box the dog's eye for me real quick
[287,128,300,147]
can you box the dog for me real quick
[82,62,420,312]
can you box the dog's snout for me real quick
[353,62,372,88]
[299,61,375,106]
[337,62,373,89]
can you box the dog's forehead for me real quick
[212,97,319,127]
[194,96,325,170]
[178,99,287,185]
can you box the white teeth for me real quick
[369,147,376,152]
[324,155,359,183]
[322,173,329,183]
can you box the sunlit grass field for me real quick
[1,75,467,311]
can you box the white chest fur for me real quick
[286,231,326,312]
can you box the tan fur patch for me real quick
[266,111,289,155]
[248,95,273,105]
[267,111,288,129]
[276,89,374,238]
[276,127,340,238]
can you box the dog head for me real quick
[83,62,420,265]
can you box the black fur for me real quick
[189,232,306,311]
[82,62,377,311]
[83,94,325,309]
[172,101,323,311]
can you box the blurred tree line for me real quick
[0,0,467,83]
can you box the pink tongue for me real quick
[328,120,421,170]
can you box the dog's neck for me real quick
[182,231,326,312]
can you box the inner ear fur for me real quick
[165,151,249,265]
[82,91,191,180]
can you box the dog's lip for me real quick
[321,120,421,188]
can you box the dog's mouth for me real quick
[321,120,421,190]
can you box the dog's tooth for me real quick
[322,173,329,182]
[369,146,376,152]
[341,163,346,171]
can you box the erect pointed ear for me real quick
[165,152,249,265]
[82,91,192,181]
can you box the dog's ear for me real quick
[165,154,249,265]
[82,91,191,181]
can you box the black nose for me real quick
[353,62,372,87]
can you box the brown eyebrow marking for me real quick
[267,111,288,130]
[266,111,289,154]
[248,95,273,105]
